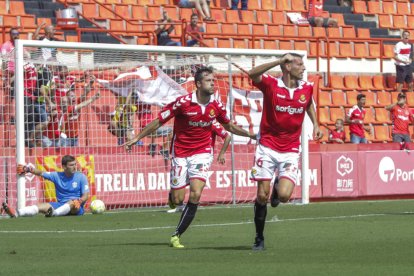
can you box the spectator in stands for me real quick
[307,0,338,28]
[346,94,371,144]
[231,0,248,10]
[155,11,182,47]
[394,30,413,93]
[136,101,173,160]
[385,93,413,144]
[60,77,100,147]
[42,104,64,147]
[23,62,39,148]
[108,90,139,146]
[328,119,345,144]
[186,13,205,47]
[177,0,214,21]
[33,23,62,60]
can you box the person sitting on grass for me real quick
[2,155,89,218]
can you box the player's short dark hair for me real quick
[336,118,344,124]
[357,94,366,101]
[194,67,214,87]
[402,30,410,36]
[280,53,303,71]
[62,155,76,166]
[191,13,198,19]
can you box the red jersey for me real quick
[329,129,345,143]
[137,102,153,129]
[308,0,324,18]
[253,75,313,153]
[390,105,413,135]
[211,121,229,150]
[347,105,366,137]
[186,24,204,40]
[44,113,62,139]
[158,93,230,158]
[62,100,81,138]
[24,63,37,101]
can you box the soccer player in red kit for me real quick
[248,53,322,250]
[124,67,256,248]
[386,92,414,143]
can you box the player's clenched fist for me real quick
[16,164,33,175]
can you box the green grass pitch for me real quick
[1,200,414,275]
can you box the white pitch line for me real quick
[1,212,412,234]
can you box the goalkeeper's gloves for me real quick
[17,164,34,175]
[72,198,82,210]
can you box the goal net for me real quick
[1,40,310,211]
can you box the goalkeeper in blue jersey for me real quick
[2,155,90,218]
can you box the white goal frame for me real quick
[14,40,310,209]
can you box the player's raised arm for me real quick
[222,121,256,140]
[123,118,164,150]
[248,54,294,83]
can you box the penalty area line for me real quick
[1,212,413,234]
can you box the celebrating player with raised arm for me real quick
[124,67,256,248]
[248,53,322,251]
[2,155,89,218]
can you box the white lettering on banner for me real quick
[297,169,318,186]
[25,187,37,201]
[275,105,304,115]
[216,170,256,188]
[336,179,353,192]
[95,173,170,192]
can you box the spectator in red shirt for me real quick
[307,0,338,28]
[385,92,413,143]
[328,118,346,144]
[186,13,205,47]
[346,94,371,144]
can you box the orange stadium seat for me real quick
[233,38,247,49]
[309,41,325,57]
[406,93,414,106]
[328,42,339,57]
[115,5,131,18]
[378,15,392,29]
[342,27,356,38]
[375,108,392,124]
[226,9,241,23]
[382,1,396,15]
[276,0,291,11]
[411,3,414,15]
[391,92,399,102]
[386,75,397,90]
[327,27,341,38]
[318,91,332,107]
[344,75,360,90]
[206,22,220,33]
[106,0,121,4]
[364,107,375,123]
[331,91,347,107]
[237,24,251,35]
[319,127,330,143]
[346,91,359,106]
[9,1,26,15]
[377,91,392,106]
[262,0,276,10]
[397,2,410,16]
[163,7,179,21]
[210,8,226,22]
[241,10,255,23]
[374,125,391,142]
[20,16,36,28]
[221,23,237,35]
[252,24,266,36]
[248,39,262,49]
[248,0,260,10]
[263,39,277,49]
[83,3,98,18]
[278,39,293,50]
[110,19,125,31]
[330,108,345,123]
[2,15,18,27]
[267,25,281,36]
[393,15,406,29]
[298,25,312,37]
[37,17,52,26]
[100,5,116,19]
[256,10,272,24]
[121,0,137,4]
[147,6,162,21]
[367,1,382,14]
[331,14,345,26]
[0,1,6,14]
[313,27,326,38]
[339,42,354,57]
[319,107,331,124]
[131,6,146,20]
[179,8,193,20]
[357,28,370,38]
[372,75,387,90]
[353,42,368,58]
[294,40,308,52]
[353,1,367,14]
[331,75,346,90]
[217,38,231,48]
[202,38,215,47]
[272,11,288,24]
[368,42,381,58]
[359,75,375,91]
[283,25,297,37]
[383,44,395,59]
[362,91,376,106]
[291,0,306,12]
[407,15,414,29]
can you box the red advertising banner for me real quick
[321,152,359,197]
[363,151,414,195]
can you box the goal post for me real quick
[10,39,310,210]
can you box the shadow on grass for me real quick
[192,245,252,251]
[90,242,167,247]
